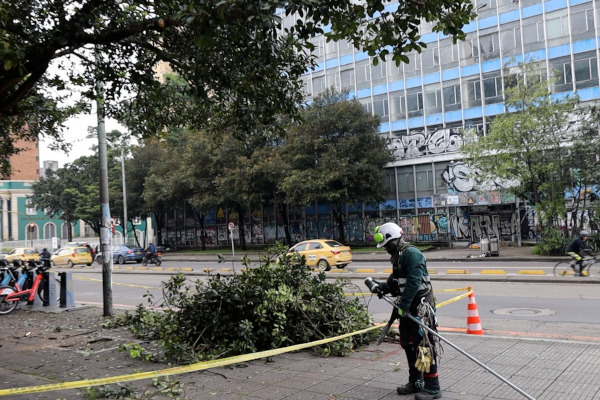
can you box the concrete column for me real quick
[11,193,19,240]
[1,197,8,240]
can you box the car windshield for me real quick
[325,241,344,247]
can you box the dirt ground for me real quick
[0,305,211,400]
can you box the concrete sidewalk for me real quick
[190,333,598,400]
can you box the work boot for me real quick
[414,376,441,399]
[397,380,423,395]
[414,389,442,399]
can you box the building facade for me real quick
[283,0,599,244]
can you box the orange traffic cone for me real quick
[466,292,483,335]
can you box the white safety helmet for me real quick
[373,222,404,248]
[580,230,590,237]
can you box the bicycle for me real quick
[0,261,19,286]
[0,262,55,314]
[553,256,597,277]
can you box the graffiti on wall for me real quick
[442,161,519,193]
[448,212,518,241]
[388,127,464,159]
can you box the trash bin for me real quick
[480,237,490,256]
[489,237,499,256]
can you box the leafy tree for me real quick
[282,89,394,243]
[462,61,580,234]
[140,137,186,247]
[1,0,476,176]
[176,131,220,250]
[566,107,600,234]
[30,167,85,241]
[210,132,280,250]
[30,132,125,240]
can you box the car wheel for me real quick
[117,256,125,265]
[96,256,103,265]
[317,259,330,272]
[338,264,347,269]
[67,260,74,268]
[86,263,92,266]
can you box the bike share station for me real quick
[31,268,76,311]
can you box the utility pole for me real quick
[121,143,128,245]
[96,51,113,317]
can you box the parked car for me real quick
[50,246,93,268]
[1,248,40,264]
[287,239,352,271]
[95,244,144,265]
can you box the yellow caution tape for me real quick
[434,286,472,293]
[435,290,473,308]
[0,325,380,397]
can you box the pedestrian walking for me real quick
[367,222,441,399]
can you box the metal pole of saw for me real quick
[380,296,536,400]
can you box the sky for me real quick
[39,111,126,169]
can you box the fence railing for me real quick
[1,237,127,252]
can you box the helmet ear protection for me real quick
[373,223,404,248]
[373,226,384,244]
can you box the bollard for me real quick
[59,272,75,308]
[31,271,59,308]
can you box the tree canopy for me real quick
[282,89,394,242]
[461,60,596,234]
[1,0,476,176]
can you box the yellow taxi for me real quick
[2,248,40,264]
[287,239,352,271]
[50,246,93,268]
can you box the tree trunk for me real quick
[275,197,292,245]
[67,216,73,241]
[332,206,346,245]
[199,214,206,251]
[236,204,247,251]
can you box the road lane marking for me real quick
[74,275,160,290]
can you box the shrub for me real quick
[110,243,377,363]
[534,228,570,256]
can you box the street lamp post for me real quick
[121,143,128,245]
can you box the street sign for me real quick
[228,222,235,230]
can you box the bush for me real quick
[586,233,600,253]
[110,243,377,363]
[533,228,570,256]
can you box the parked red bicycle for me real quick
[0,262,53,315]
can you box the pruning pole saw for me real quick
[364,277,535,400]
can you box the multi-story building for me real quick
[284,0,599,245]
[1,141,90,244]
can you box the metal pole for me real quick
[96,50,113,317]
[379,296,536,400]
[121,144,128,245]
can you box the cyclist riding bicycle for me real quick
[566,230,595,276]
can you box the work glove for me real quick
[415,345,434,373]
